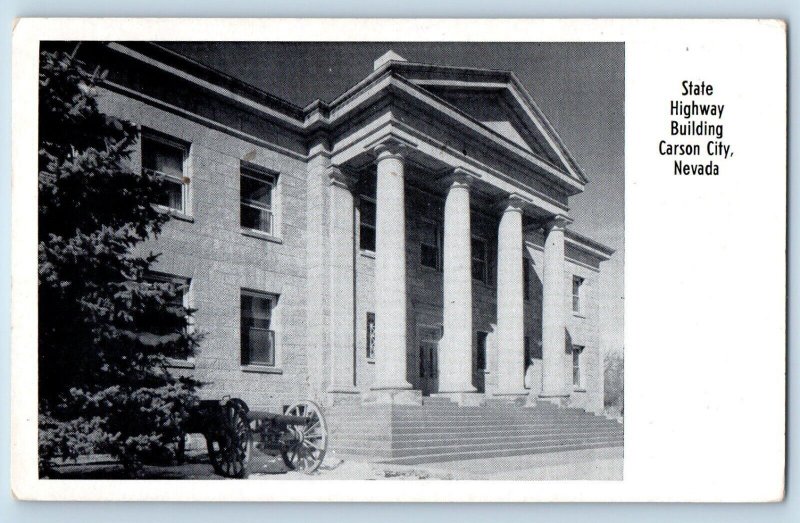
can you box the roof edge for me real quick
[565,229,616,260]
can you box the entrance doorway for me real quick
[417,324,441,395]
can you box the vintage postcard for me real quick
[10,18,785,501]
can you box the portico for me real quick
[325,140,577,405]
[311,51,611,408]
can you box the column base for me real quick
[327,386,360,395]
[432,392,485,406]
[363,388,422,405]
[537,393,570,407]
[326,388,360,407]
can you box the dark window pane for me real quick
[154,178,184,211]
[360,199,376,226]
[244,328,275,366]
[241,292,275,365]
[472,238,487,282]
[360,225,376,252]
[241,172,272,207]
[241,204,273,233]
[142,137,184,178]
[476,332,487,371]
[420,244,438,268]
[472,260,486,282]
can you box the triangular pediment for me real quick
[391,64,588,185]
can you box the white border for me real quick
[11,18,786,502]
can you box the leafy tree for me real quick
[38,45,201,476]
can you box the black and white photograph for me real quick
[34,40,625,481]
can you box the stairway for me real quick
[326,396,623,465]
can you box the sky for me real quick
[161,42,625,353]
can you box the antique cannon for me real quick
[180,398,328,478]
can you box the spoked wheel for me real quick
[207,401,251,478]
[281,400,328,474]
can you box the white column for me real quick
[540,215,570,399]
[372,144,412,390]
[327,166,358,393]
[495,195,527,395]
[439,170,476,393]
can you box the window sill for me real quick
[241,364,283,374]
[166,359,195,369]
[360,250,376,259]
[154,205,195,223]
[572,313,586,319]
[241,228,282,244]
[366,358,375,364]
[573,388,587,393]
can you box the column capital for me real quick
[545,214,572,232]
[498,193,528,214]
[369,135,416,161]
[327,165,358,190]
[442,166,477,190]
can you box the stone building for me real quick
[81,42,615,418]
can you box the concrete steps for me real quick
[325,397,623,465]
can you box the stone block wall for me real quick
[97,88,311,412]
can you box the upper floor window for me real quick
[359,196,377,252]
[472,236,488,283]
[240,164,276,235]
[419,219,442,270]
[241,290,277,367]
[142,132,188,213]
[572,275,585,315]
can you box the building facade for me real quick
[83,43,614,415]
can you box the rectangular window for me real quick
[572,345,584,388]
[572,276,585,314]
[240,164,276,235]
[241,291,277,366]
[476,331,488,371]
[472,237,488,283]
[366,312,376,359]
[419,219,442,270]
[359,196,377,252]
[523,259,531,301]
[142,132,187,213]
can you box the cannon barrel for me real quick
[248,410,310,426]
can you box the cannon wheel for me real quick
[281,400,328,474]
[206,400,251,478]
